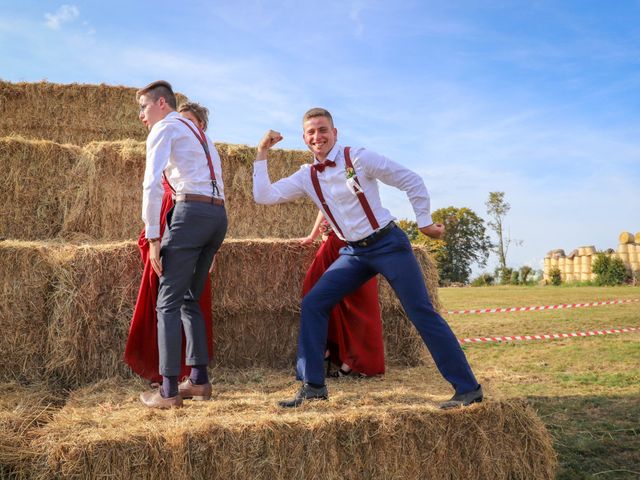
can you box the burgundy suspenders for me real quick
[344,147,380,230]
[177,118,220,197]
[311,166,345,238]
[310,146,379,238]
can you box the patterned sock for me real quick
[189,365,209,385]
[161,376,178,398]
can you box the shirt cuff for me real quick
[416,213,433,229]
[253,159,268,171]
[145,225,160,239]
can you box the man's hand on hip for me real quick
[420,223,446,240]
[257,130,283,160]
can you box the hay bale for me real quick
[216,144,318,239]
[9,137,316,241]
[0,80,147,144]
[210,240,431,368]
[46,242,141,387]
[60,140,147,240]
[30,376,556,480]
[4,240,432,385]
[617,243,630,254]
[0,241,55,382]
[1,137,81,240]
[619,232,634,244]
[0,381,62,479]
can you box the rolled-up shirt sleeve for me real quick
[357,149,433,228]
[142,123,172,239]
[252,160,307,204]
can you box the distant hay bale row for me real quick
[24,379,556,480]
[0,240,434,387]
[2,136,317,240]
[544,233,640,282]
[0,80,155,144]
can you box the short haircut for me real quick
[136,80,177,110]
[178,101,210,131]
[303,107,334,127]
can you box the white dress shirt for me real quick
[253,143,433,242]
[142,111,225,239]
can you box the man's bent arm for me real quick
[252,160,306,204]
[357,149,433,228]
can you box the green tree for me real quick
[592,253,630,286]
[485,192,521,272]
[519,265,533,284]
[399,207,492,284]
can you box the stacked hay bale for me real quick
[27,379,557,480]
[0,80,557,478]
[617,231,640,275]
[0,80,148,144]
[544,231,640,283]
[578,246,596,281]
[0,80,433,385]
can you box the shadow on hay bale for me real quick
[0,240,436,387]
[26,377,557,480]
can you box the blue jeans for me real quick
[297,225,478,394]
[156,201,227,376]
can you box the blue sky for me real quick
[2,1,639,275]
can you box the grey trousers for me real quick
[157,200,227,376]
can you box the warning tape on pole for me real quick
[459,326,639,344]
[447,298,639,315]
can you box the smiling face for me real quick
[303,115,338,161]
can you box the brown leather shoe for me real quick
[178,378,212,401]
[139,388,183,409]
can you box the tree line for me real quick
[398,191,526,286]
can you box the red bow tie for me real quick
[312,160,336,172]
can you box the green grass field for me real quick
[438,285,640,479]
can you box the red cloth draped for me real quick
[302,231,385,376]
[124,178,213,383]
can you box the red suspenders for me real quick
[310,146,379,238]
[177,118,220,197]
[344,147,380,230]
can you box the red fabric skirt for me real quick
[124,181,213,383]
[302,232,385,376]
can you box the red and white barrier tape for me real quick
[459,327,639,344]
[447,298,639,315]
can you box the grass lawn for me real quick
[437,285,640,479]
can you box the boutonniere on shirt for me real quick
[346,166,356,179]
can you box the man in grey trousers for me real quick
[137,80,227,409]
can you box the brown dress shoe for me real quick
[139,388,183,409]
[178,378,212,401]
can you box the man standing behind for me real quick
[254,108,482,409]
[137,81,227,409]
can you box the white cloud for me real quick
[44,5,79,30]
